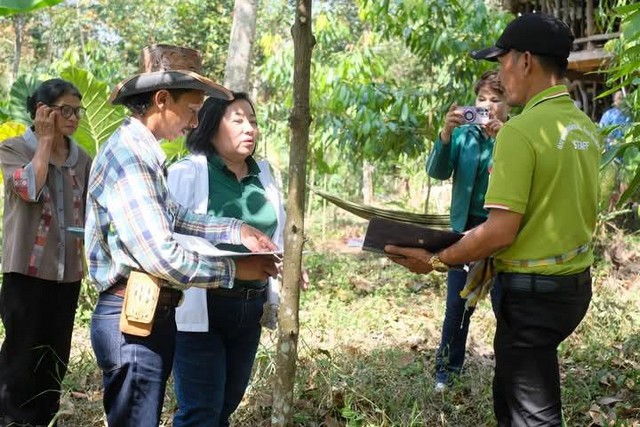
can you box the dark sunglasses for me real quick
[47,104,86,120]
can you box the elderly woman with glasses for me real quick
[0,78,92,427]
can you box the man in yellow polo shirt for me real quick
[386,13,600,426]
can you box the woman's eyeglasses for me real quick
[47,104,86,120]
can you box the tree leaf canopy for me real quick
[59,66,125,155]
[0,0,63,16]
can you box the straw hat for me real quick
[109,44,232,105]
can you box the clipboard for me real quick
[362,216,463,256]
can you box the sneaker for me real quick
[434,381,448,393]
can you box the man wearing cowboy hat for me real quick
[385,14,599,426]
[85,44,279,427]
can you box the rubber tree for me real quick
[271,0,314,425]
[224,0,258,92]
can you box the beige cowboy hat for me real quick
[109,44,232,105]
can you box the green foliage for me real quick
[313,42,429,163]
[162,136,188,163]
[0,64,124,157]
[0,0,234,94]
[0,74,41,125]
[257,1,438,201]
[86,0,233,81]
[358,0,512,122]
[59,66,125,156]
[602,1,640,205]
[0,0,62,16]
[255,0,512,203]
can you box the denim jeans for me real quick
[435,269,500,384]
[90,292,176,427]
[172,291,264,427]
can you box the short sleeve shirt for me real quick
[485,86,601,275]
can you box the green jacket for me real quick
[425,125,494,233]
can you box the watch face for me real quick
[433,263,447,273]
[430,256,449,272]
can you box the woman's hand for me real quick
[33,103,57,144]
[31,104,59,193]
[483,118,504,139]
[240,224,278,252]
[439,103,465,144]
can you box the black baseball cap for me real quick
[470,13,574,61]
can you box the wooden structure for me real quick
[501,0,621,120]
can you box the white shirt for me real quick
[167,153,285,332]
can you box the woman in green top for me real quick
[168,93,285,427]
[426,70,509,391]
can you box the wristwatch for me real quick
[429,254,450,273]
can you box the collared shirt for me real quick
[206,153,277,289]
[485,85,601,275]
[84,117,241,292]
[0,128,92,282]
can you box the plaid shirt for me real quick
[85,117,240,292]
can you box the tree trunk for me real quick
[12,14,24,82]
[586,0,594,50]
[424,175,432,214]
[77,1,88,65]
[362,160,374,205]
[224,0,258,92]
[271,1,314,426]
[305,160,315,218]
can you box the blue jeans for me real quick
[172,291,264,427]
[435,269,499,384]
[90,292,176,427]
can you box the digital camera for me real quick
[456,106,490,125]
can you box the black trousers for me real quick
[0,273,81,426]
[492,269,592,427]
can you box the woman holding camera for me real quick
[0,78,92,426]
[426,70,509,391]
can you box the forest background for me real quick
[0,0,638,426]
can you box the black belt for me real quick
[208,286,267,300]
[104,278,183,308]
[499,268,591,293]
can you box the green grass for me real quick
[2,217,639,426]
[233,239,639,426]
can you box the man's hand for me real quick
[384,245,435,274]
[234,255,278,281]
[240,224,278,252]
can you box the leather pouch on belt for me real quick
[119,271,161,337]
